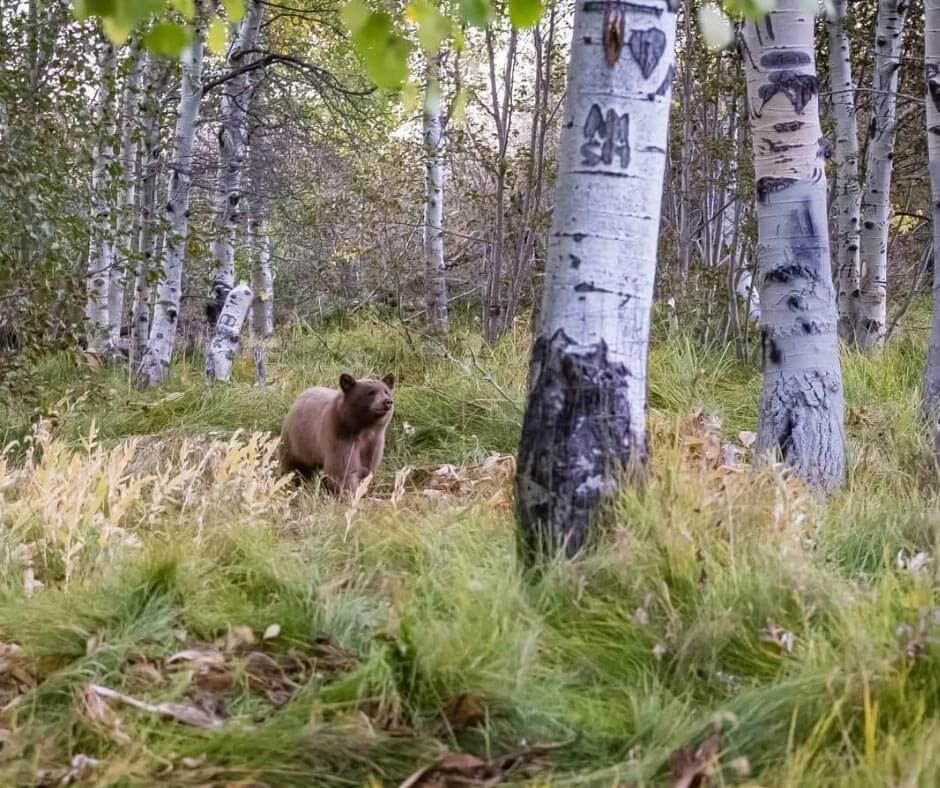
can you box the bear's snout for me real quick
[381,397,393,412]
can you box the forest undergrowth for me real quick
[2,310,940,787]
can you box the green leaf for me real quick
[72,0,116,21]
[350,12,411,89]
[143,22,191,56]
[508,0,542,29]
[450,88,468,126]
[698,5,733,50]
[102,16,130,44]
[341,0,370,32]
[406,0,450,53]
[223,0,246,22]
[401,80,420,113]
[114,0,161,26]
[207,19,229,55]
[172,0,196,20]
[452,24,464,52]
[458,0,491,27]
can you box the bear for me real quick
[279,372,395,495]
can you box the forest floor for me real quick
[1,310,940,786]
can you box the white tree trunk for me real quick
[857,0,909,351]
[206,0,264,330]
[248,199,274,338]
[137,26,205,388]
[85,37,117,355]
[205,282,252,382]
[735,269,761,323]
[423,51,448,331]
[108,46,144,358]
[828,0,862,345]
[923,1,940,420]
[129,55,171,369]
[742,2,845,489]
[515,0,678,556]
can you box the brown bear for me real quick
[279,372,395,494]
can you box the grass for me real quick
[2,310,940,786]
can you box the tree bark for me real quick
[857,0,909,352]
[129,55,171,370]
[515,0,678,557]
[206,0,265,331]
[423,51,449,332]
[248,198,274,338]
[205,283,252,382]
[85,37,117,356]
[828,0,862,345]
[137,20,205,388]
[742,2,845,489]
[108,44,144,359]
[923,1,940,422]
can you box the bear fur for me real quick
[279,372,395,494]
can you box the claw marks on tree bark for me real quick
[516,330,646,558]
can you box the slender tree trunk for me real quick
[206,0,264,330]
[205,283,252,381]
[108,45,144,358]
[129,56,171,370]
[85,37,117,355]
[857,0,909,352]
[423,51,449,331]
[828,0,862,345]
[922,1,940,422]
[742,2,845,489]
[515,0,678,557]
[248,198,274,338]
[137,21,205,388]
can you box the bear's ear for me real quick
[381,373,395,390]
[339,373,356,393]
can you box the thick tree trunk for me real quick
[857,0,909,352]
[108,46,144,358]
[423,52,449,331]
[923,1,940,421]
[742,2,845,489]
[206,0,265,330]
[248,199,274,338]
[129,56,171,370]
[85,37,117,355]
[137,24,205,388]
[205,283,252,382]
[828,0,862,345]
[515,0,678,557]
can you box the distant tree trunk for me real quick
[137,21,205,388]
[129,55,171,370]
[742,2,845,488]
[828,0,862,345]
[108,45,144,358]
[205,283,252,382]
[423,51,449,332]
[206,0,265,331]
[922,1,940,422]
[248,198,274,337]
[515,0,678,557]
[857,0,909,352]
[85,37,117,356]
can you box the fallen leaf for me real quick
[738,431,757,448]
[86,684,223,729]
[391,465,413,506]
[670,731,721,788]
[440,692,487,732]
[81,686,131,743]
[263,624,281,641]
[759,620,795,655]
[181,754,207,769]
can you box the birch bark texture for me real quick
[248,198,274,338]
[922,1,940,420]
[137,26,205,388]
[206,0,264,330]
[205,283,252,382]
[827,0,862,345]
[515,0,678,557]
[85,38,117,356]
[741,2,845,489]
[857,0,909,352]
[129,55,171,369]
[423,52,449,331]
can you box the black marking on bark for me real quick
[515,330,645,561]
[928,70,940,113]
[774,121,805,133]
[863,220,875,230]
[569,254,581,269]
[765,263,820,284]
[571,169,637,178]
[817,136,833,159]
[583,0,663,17]
[651,64,674,98]
[851,288,860,298]
[868,117,877,138]
[759,51,811,69]
[787,294,806,312]
[778,414,794,459]
[574,281,614,294]
[602,7,625,66]
[768,338,782,365]
[756,176,796,203]
[583,36,593,44]
[166,309,177,322]
[763,138,796,153]
[581,104,630,169]
[628,28,666,79]
[764,15,774,40]
[757,72,818,115]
